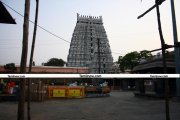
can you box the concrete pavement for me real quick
[0,91,180,120]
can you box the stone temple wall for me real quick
[67,13,113,73]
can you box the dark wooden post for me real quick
[97,38,101,74]
[27,0,39,120]
[18,0,30,120]
[155,1,170,119]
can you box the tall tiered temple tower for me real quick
[67,13,113,73]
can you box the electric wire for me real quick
[1,1,70,44]
[0,1,124,55]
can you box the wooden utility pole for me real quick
[170,0,180,99]
[137,0,170,120]
[156,1,170,120]
[97,38,101,74]
[18,0,30,120]
[27,0,39,120]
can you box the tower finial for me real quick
[77,13,79,18]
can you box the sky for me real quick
[0,0,179,66]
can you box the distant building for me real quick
[0,65,89,74]
[133,53,177,98]
[67,13,113,73]
[108,62,121,74]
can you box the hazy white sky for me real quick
[0,0,179,66]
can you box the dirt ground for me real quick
[0,91,180,120]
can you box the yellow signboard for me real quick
[53,89,65,97]
[68,89,80,97]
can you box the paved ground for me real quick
[0,91,180,120]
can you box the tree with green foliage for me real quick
[4,63,17,72]
[139,50,152,59]
[43,58,66,67]
[117,50,152,72]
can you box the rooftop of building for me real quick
[133,52,176,72]
[77,13,103,24]
[0,65,90,74]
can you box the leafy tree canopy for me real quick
[4,63,16,71]
[43,58,66,67]
[117,50,152,72]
